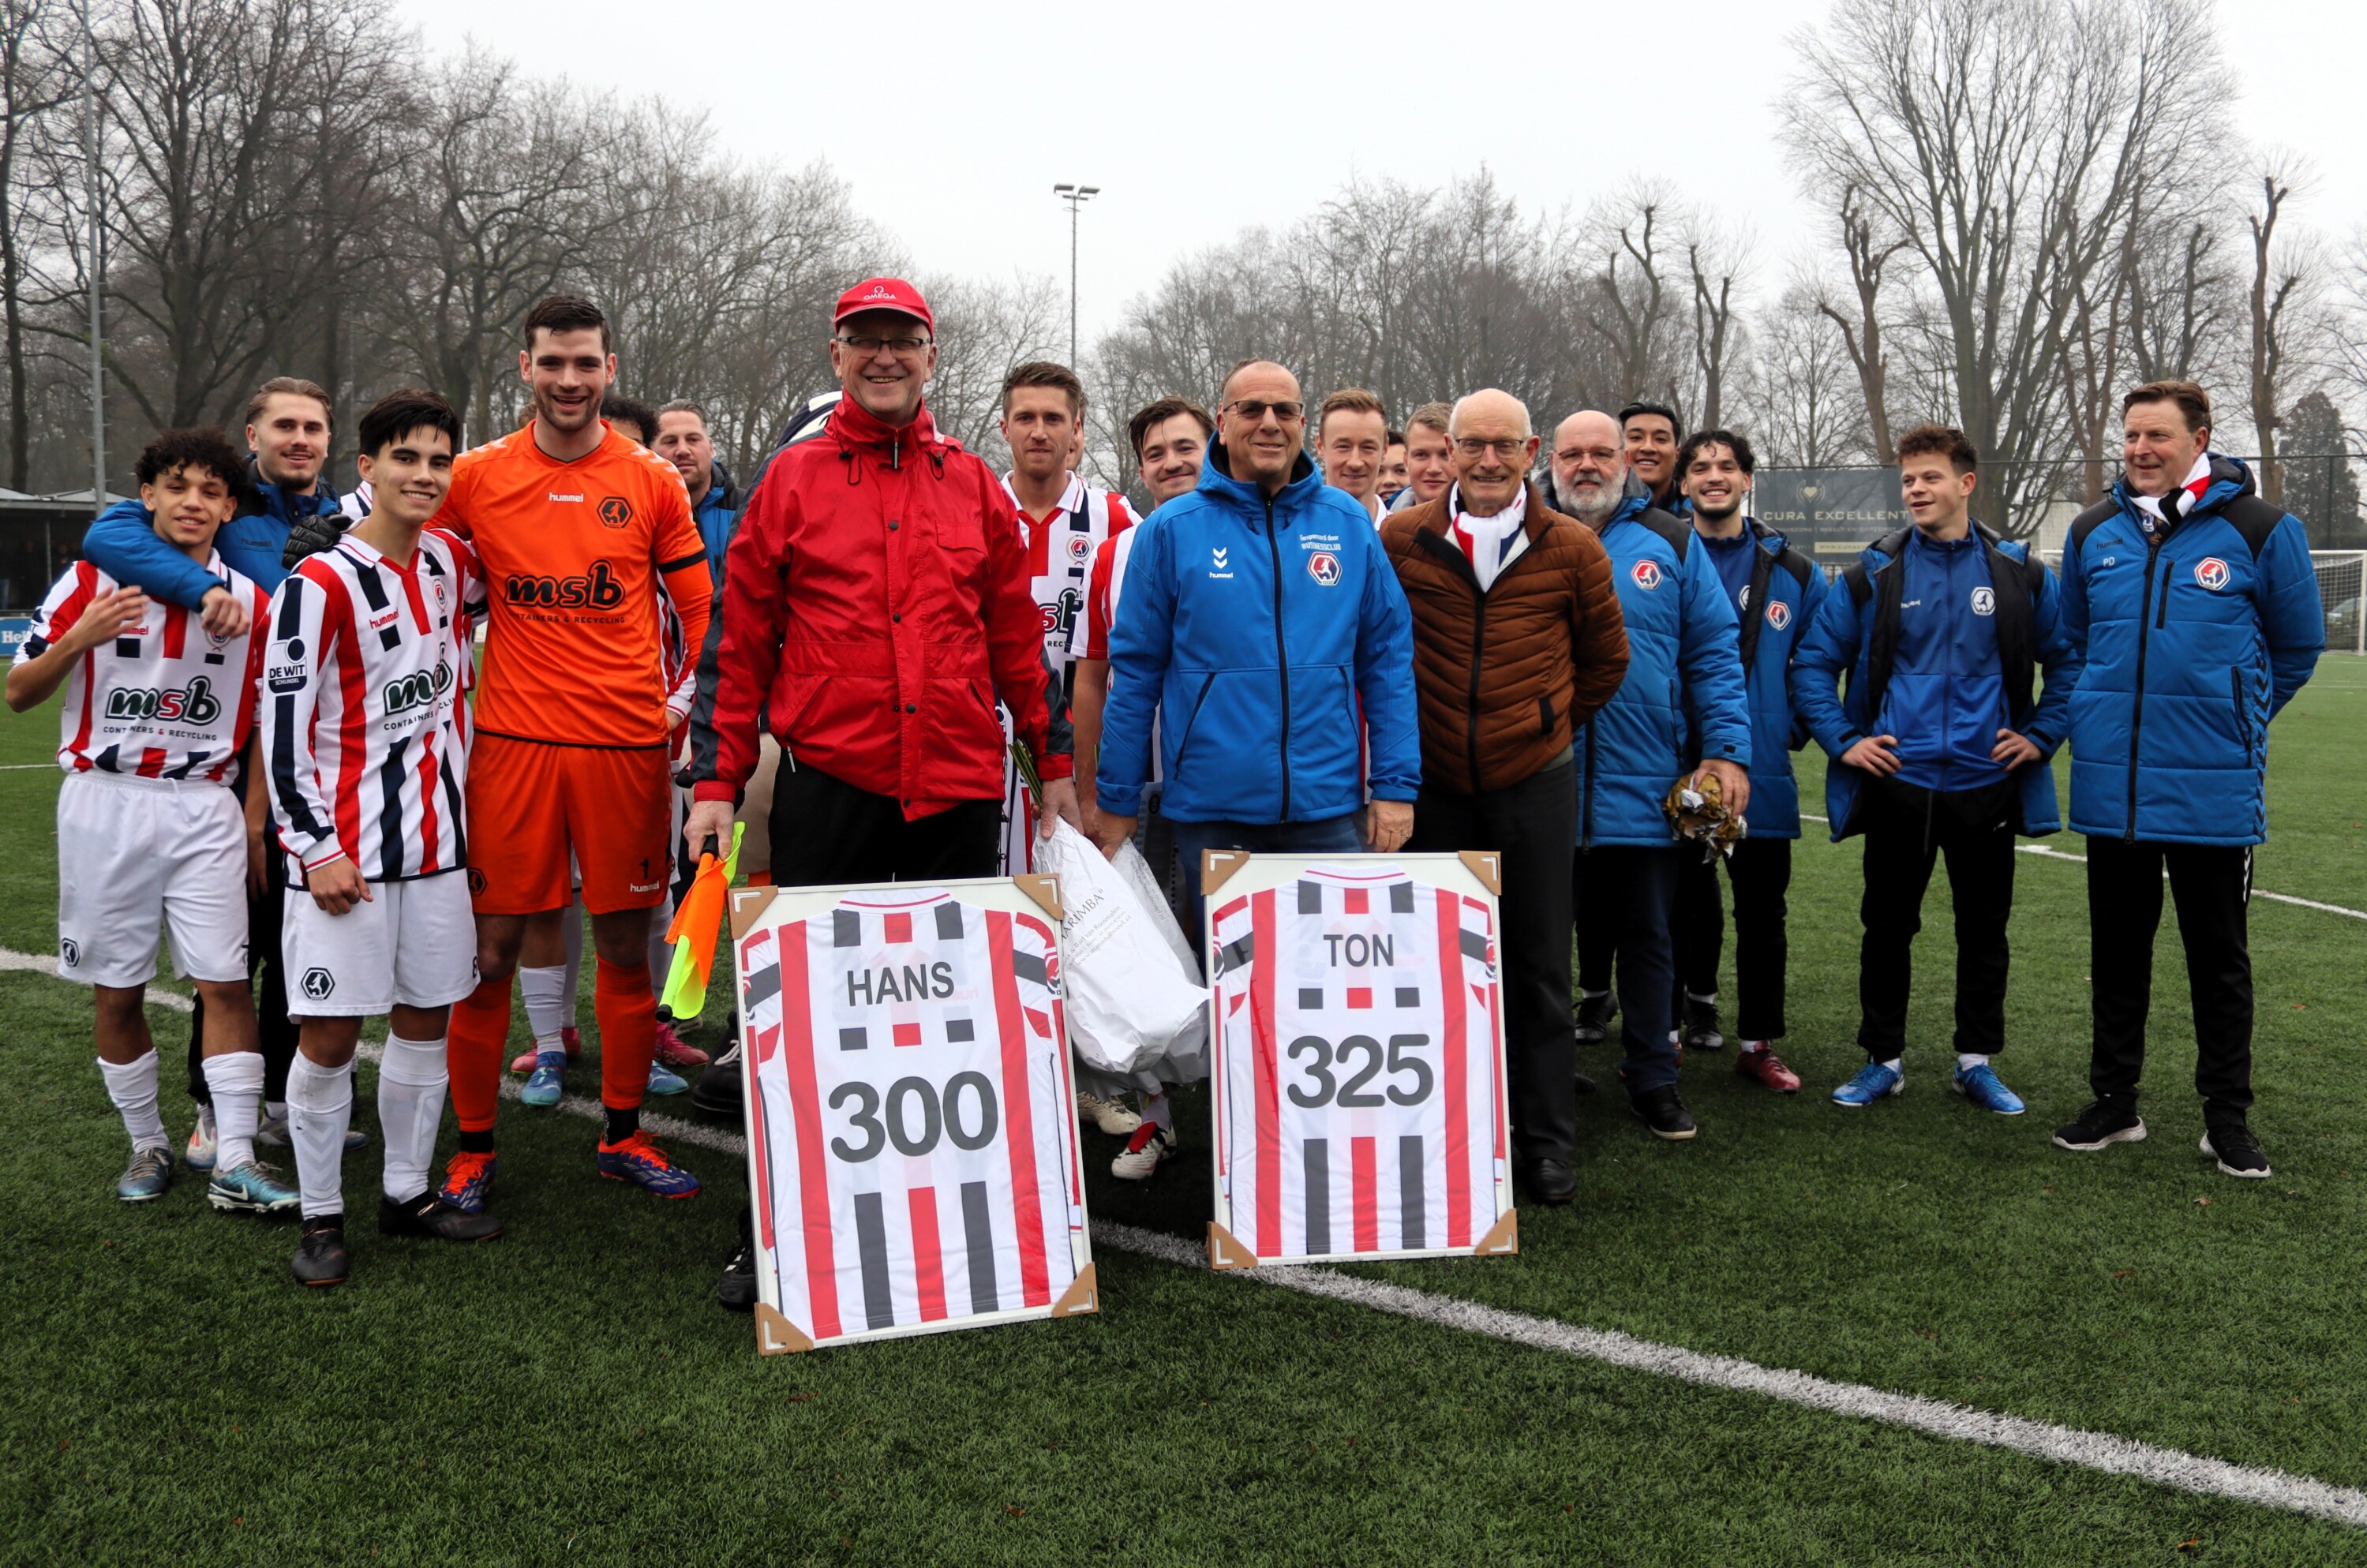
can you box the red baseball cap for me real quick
[833,277,934,335]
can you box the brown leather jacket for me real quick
[1380,481,1629,795]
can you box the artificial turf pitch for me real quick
[2,663,2363,1565]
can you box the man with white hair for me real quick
[1546,410,1751,1142]
[1382,391,1628,1203]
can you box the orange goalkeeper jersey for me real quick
[433,421,712,749]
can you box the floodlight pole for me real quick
[81,0,103,515]
[1053,183,1099,367]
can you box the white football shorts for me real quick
[55,770,249,988]
[281,868,478,1016]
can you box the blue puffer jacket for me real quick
[1575,496,1751,848]
[691,458,743,589]
[1710,520,1825,839]
[81,462,342,604]
[1792,522,2080,840]
[2058,455,2323,846]
[1098,444,1421,825]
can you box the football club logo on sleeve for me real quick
[2194,557,2230,591]
[1306,551,1342,587]
[1630,559,1662,590]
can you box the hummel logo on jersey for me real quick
[300,967,335,1001]
[549,492,584,503]
[106,675,221,724]
[1212,546,1229,569]
[384,661,455,715]
[368,608,400,631]
[503,559,625,610]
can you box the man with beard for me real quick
[1547,410,1749,1140]
[1668,429,1823,1094]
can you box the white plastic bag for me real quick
[1036,820,1205,1079]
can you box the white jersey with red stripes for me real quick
[261,529,483,883]
[17,555,268,784]
[1211,866,1507,1262]
[738,889,1086,1345]
[997,471,1135,874]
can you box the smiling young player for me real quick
[9,428,280,1208]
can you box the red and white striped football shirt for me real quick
[738,889,1085,1344]
[261,529,483,881]
[1211,866,1507,1261]
[17,555,268,784]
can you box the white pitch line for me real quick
[9,950,2367,1527]
[1087,1219,2367,1530]
[1800,817,2367,920]
[0,947,191,1011]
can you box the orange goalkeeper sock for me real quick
[447,975,515,1136]
[596,957,657,1120]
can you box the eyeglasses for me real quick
[1454,437,1530,460]
[835,333,931,357]
[1224,399,1304,423]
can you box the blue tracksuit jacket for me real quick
[1098,446,1420,825]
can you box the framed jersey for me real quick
[1204,852,1518,1269]
[728,875,1097,1354]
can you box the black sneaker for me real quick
[2200,1124,2271,1179]
[291,1214,350,1287]
[1629,1085,1697,1141]
[691,1038,744,1120]
[1573,1069,1597,1096]
[1573,991,1618,1044]
[1519,1157,1576,1206]
[1680,995,1725,1053]
[378,1190,504,1242]
[718,1205,758,1312]
[2051,1100,2146,1151]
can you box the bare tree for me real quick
[2245,168,2315,506]
[1743,283,1874,466]
[1809,187,1904,461]
[1,0,76,489]
[1684,216,1751,428]
[1580,181,1678,408]
[1783,0,2236,535]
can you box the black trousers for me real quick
[185,863,298,1107]
[1671,837,1792,1042]
[2085,836,2254,1122]
[1410,758,1577,1164]
[1856,781,2015,1058]
[1571,844,1684,1094]
[767,764,1002,889]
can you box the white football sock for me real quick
[96,1053,169,1153]
[561,911,584,1028]
[1687,991,1717,1005]
[378,1032,448,1206]
[1141,1090,1174,1132]
[646,904,674,991]
[286,1054,354,1219]
[1957,1053,1991,1072]
[1878,1057,1904,1076]
[203,1051,267,1169]
[519,965,567,1054]
[265,1098,288,1125]
[1739,1039,1769,1055]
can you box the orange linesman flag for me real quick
[659,821,744,1021]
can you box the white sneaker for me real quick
[1111,1125,1176,1181]
[184,1105,219,1173]
[1077,1089,1141,1136]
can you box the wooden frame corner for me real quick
[1458,850,1503,896]
[1474,1207,1519,1256]
[1200,849,1252,896]
[1207,1221,1258,1270]
[1050,1262,1099,1317]
[729,885,781,939]
[755,1302,813,1355]
[1013,874,1064,921]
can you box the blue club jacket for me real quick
[81,464,342,604]
[1097,445,1421,825]
[691,458,743,589]
[1575,497,1751,848]
[2058,455,2322,846]
[1706,520,1825,840]
[1792,522,2080,840]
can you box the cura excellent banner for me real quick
[1204,852,1518,1268]
[730,876,1096,1353]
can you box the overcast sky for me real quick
[400,0,2364,343]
